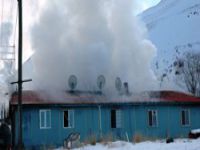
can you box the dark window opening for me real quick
[111,109,121,128]
[148,110,157,127]
[181,110,190,126]
[111,110,116,128]
[64,111,69,128]
[148,111,152,126]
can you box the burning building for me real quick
[6,0,200,149]
[9,90,200,149]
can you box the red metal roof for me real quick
[10,90,200,105]
[11,90,106,105]
[149,90,200,103]
[161,91,200,102]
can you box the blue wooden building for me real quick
[10,90,200,148]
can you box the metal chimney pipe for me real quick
[124,82,129,95]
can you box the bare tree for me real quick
[173,52,200,96]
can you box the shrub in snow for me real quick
[166,137,174,143]
[98,133,114,144]
[84,134,97,146]
[133,133,145,143]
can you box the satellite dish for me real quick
[115,77,122,92]
[68,75,77,91]
[97,75,106,90]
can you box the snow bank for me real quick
[55,138,200,150]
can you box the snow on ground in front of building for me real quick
[55,138,200,150]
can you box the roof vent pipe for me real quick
[124,82,129,95]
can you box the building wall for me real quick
[13,104,200,148]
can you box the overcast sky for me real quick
[141,0,161,10]
[136,0,161,14]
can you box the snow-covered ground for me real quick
[56,138,200,150]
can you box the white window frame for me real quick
[148,110,158,127]
[63,110,74,128]
[181,109,190,126]
[39,109,51,129]
[116,109,122,128]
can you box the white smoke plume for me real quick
[31,0,158,94]
[0,22,14,113]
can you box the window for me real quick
[111,109,121,128]
[63,110,74,128]
[181,109,190,126]
[148,110,158,127]
[39,109,51,129]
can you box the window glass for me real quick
[64,111,69,127]
[64,110,74,128]
[152,111,157,126]
[181,110,190,126]
[111,109,116,128]
[181,110,185,125]
[116,110,122,128]
[40,110,51,129]
[46,110,51,128]
[111,109,121,128]
[40,111,45,128]
[69,110,74,127]
[148,110,157,127]
[186,112,189,124]
[148,111,152,126]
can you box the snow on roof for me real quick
[10,90,200,105]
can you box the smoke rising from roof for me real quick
[31,0,158,94]
[0,22,14,111]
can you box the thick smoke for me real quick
[0,22,12,46]
[31,0,158,94]
[0,22,14,112]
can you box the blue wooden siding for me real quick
[13,104,200,148]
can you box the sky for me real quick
[136,0,161,14]
[140,0,161,10]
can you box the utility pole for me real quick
[11,1,32,149]
[17,0,23,148]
